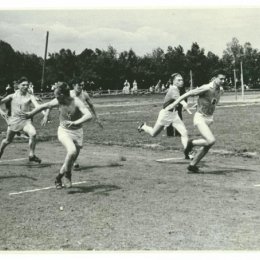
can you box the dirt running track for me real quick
[0,141,259,250]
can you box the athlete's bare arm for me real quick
[0,94,13,105]
[165,85,211,111]
[83,91,103,128]
[180,100,192,114]
[20,98,59,119]
[61,98,93,128]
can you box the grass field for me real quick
[0,94,259,250]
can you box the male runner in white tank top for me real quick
[165,70,225,173]
[0,77,42,163]
[138,73,192,159]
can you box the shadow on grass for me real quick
[0,174,37,180]
[188,167,255,175]
[0,163,59,168]
[67,184,121,195]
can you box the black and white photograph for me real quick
[0,0,259,256]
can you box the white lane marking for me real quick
[0,158,27,163]
[156,157,185,162]
[9,181,87,196]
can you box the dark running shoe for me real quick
[29,155,42,164]
[187,165,200,173]
[73,163,80,170]
[55,177,63,189]
[184,139,194,160]
[138,122,145,133]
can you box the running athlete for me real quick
[165,70,226,173]
[0,77,42,163]
[41,80,103,169]
[138,73,192,159]
[20,82,93,189]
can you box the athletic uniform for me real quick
[8,91,34,132]
[193,82,221,127]
[57,98,85,148]
[155,85,187,135]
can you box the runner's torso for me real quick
[197,82,221,116]
[59,98,83,130]
[11,91,32,117]
[163,85,180,111]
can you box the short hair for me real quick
[17,76,28,84]
[54,82,70,97]
[171,73,182,80]
[211,69,226,78]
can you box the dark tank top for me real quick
[59,98,83,130]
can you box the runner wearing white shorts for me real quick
[165,70,226,173]
[138,73,192,159]
[20,82,93,189]
[0,77,42,163]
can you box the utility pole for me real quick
[233,69,237,101]
[41,31,49,91]
[190,70,193,90]
[240,61,245,100]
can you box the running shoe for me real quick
[29,155,42,164]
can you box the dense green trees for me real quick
[1,37,260,93]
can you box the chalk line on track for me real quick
[9,181,88,196]
[156,157,185,162]
[0,158,27,163]
[99,110,142,116]
[254,184,260,187]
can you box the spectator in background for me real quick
[4,83,14,116]
[155,80,161,93]
[149,85,154,93]
[124,80,130,94]
[132,80,138,94]
[28,82,34,95]
[161,84,166,92]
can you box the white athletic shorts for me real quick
[193,112,214,127]
[58,126,84,148]
[8,117,34,132]
[156,109,187,136]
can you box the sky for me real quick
[1,9,260,57]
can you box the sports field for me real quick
[0,94,259,250]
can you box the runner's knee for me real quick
[207,137,216,146]
[67,147,77,157]
[28,129,36,138]
[3,138,11,145]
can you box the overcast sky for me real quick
[1,9,260,57]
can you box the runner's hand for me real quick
[186,108,192,115]
[61,120,74,128]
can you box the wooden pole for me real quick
[233,69,237,100]
[240,61,245,100]
[41,31,49,91]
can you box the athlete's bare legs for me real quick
[189,121,215,170]
[0,129,16,159]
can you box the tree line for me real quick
[1,37,260,94]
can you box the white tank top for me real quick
[11,91,32,117]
